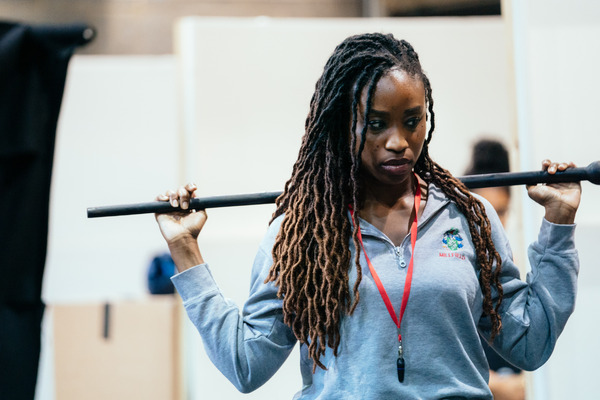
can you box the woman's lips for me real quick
[380,158,411,174]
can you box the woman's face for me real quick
[355,69,427,190]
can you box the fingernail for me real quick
[182,201,188,209]
[172,199,179,207]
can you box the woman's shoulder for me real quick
[427,181,500,217]
[469,191,501,222]
[257,213,285,252]
[268,213,285,236]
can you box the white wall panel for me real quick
[508,1,600,398]
[37,56,181,400]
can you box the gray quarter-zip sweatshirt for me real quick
[171,183,578,399]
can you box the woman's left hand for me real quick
[527,159,582,224]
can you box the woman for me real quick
[155,33,581,399]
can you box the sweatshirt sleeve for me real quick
[478,208,579,371]
[171,219,297,393]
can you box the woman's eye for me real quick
[368,120,385,130]
[405,117,422,129]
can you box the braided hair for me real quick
[265,33,503,371]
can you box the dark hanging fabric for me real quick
[0,21,93,399]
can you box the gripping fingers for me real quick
[166,189,178,208]
[156,184,198,210]
[542,159,577,175]
[177,186,190,210]
[541,159,552,172]
[156,193,169,202]
[179,183,198,210]
[185,182,197,193]
[155,190,177,207]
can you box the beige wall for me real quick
[0,0,362,54]
[0,1,504,54]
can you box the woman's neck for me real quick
[361,174,417,212]
[358,174,427,246]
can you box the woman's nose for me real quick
[385,127,408,152]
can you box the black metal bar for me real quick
[87,161,600,218]
[87,191,281,218]
[461,161,600,188]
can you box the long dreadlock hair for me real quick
[265,32,503,371]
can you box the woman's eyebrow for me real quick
[404,106,424,115]
[367,106,423,116]
[367,108,389,116]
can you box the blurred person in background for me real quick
[465,139,525,400]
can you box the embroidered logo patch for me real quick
[442,228,463,251]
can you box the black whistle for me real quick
[397,357,405,382]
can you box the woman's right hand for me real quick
[155,182,206,271]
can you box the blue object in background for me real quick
[147,253,176,295]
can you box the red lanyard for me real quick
[350,179,421,382]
